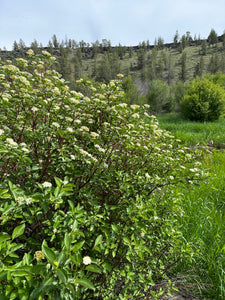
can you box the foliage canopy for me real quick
[180,77,225,121]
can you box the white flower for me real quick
[25,198,32,205]
[80,126,89,132]
[70,98,80,105]
[53,87,60,95]
[67,127,73,132]
[83,256,92,265]
[6,138,18,147]
[31,106,38,112]
[130,104,140,110]
[145,173,151,179]
[90,132,99,138]
[52,122,60,128]
[53,228,57,234]
[42,181,52,188]
[118,103,127,108]
[70,154,75,160]
[190,168,199,172]
[132,113,140,119]
[74,119,81,124]
[27,49,34,56]
[0,129,4,135]
[141,232,145,237]
[16,196,25,204]
[42,50,51,56]
[94,144,106,153]
[21,147,29,153]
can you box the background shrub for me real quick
[0,51,202,299]
[180,77,225,121]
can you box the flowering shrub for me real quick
[0,51,203,299]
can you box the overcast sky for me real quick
[0,0,225,50]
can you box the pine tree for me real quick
[179,52,187,81]
[207,29,218,47]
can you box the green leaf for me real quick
[12,270,29,277]
[72,241,85,251]
[64,233,71,250]
[0,232,11,243]
[57,251,66,265]
[42,244,56,264]
[93,234,102,250]
[111,224,119,233]
[54,177,63,187]
[122,236,130,244]
[56,268,67,283]
[12,223,25,240]
[85,265,102,274]
[75,278,95,290]
[29,277,54,300]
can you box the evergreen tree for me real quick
[208,54,220,73]
[12,40,19,51]
[222,30,225,49]
[179,52,187,81]
[47,40,53,54]
[166,55,174,85]
[73,54,82,80]
[207,28,218,47]
[96,53,111,82]
[137,48,146,70]
[110,53,121,77]
[180,35,187,50]
[146,47,157,80]
[201,40,207,55]
[194,57,204,78]
[18,39,26,51]
[186,31,192,45]
[157,36,164,49]
[52,34,59,48]
[30,39,39,53]
[173,30,179,48]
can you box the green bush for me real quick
[0,50,203,299]
[146,80,174,114]
[180,77,225,121]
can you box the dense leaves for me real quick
[0,51,203,299]
[180,77,225,121]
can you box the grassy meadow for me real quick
[158,113,225,299]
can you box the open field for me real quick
[158,113,225,299]
[158,113,225,148]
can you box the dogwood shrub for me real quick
[0,50,203,299]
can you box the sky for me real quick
[0,0,225,50]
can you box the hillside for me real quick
[1,32,225,96]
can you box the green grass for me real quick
[177,151,225,299]
[158,113,225,299]
[157,113,225,148]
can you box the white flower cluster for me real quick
[42,182,52,188]
[94,144,106,153]
[83,256,92,265]
[6,138,18,147]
